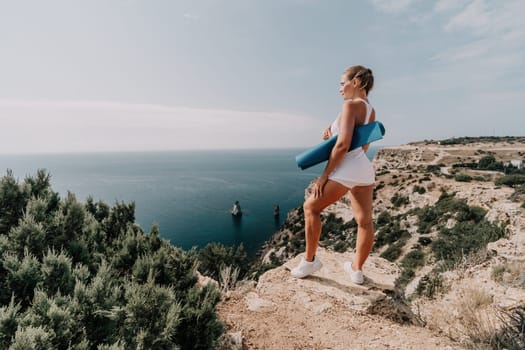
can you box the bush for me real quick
[456,206,486,223]
[8,216,47,259]
[415,272,444,298]
[478,155,499,169]
[2,251,42,307]
[374,221,410,248]
[496,174,525,187]
[415,191,485,234]
[432,220,506,266]
[0,298,21,349]
[418,236,432,246]
[0,171,225,349]
[413,185,426,194]
[397,268,415,287]
[493,306,525,350]
[198,243,247,281]
[376,211,391,226]
[452,162,477,169]
[454,173,472,182]
[391,193,409,208]
[400,250,425,269]
[8,325,54,350]
[380,240,405,262]
[418,176,431,183]
[40,249,75,296]
[473,175,488,182]
[426,165,441,174]
[333,241,349,253]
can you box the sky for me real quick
[0,0,523,154]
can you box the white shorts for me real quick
[328,149,375,189]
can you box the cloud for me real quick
[444,0,490,34]
[433,0,469,14]
[183,13,199,20]
[444,0,525,38]
[0,100,325,154]
[435,0,525,70]
[368,0,419,14]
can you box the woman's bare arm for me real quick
[362,108,376,153]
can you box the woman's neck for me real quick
[349,91,368,100]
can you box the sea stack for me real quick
[231,200,242,217]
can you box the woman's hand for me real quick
[322,127,332,140]
[313,175,329,198]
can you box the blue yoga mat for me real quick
[295,121,385,170]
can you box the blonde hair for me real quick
[343,65,374,95]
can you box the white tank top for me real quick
[330,98,373,155]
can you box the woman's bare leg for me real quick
[348,184,375,270]
[303,180,348,261]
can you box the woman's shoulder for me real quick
[341,99,367,114]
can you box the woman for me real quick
[290,65,376,284]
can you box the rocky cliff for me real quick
[217,138,525,350]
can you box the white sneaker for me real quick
[290,256,323,278]
[343,261,364,284]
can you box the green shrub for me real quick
[198,243,247,281]
[432,220,506,266]
[415,191,484,234]
[0,170,30,236]
[454,173,472,182]
[333,241,348,253]
[496,174,525,187]
[0,298,21,349]
[391,193,409,208]
[2,251,42,307]
[40,249,75,296]
[418,236,432,246]
[376,211,391,226]
[380,240,405,262]
[456,206,486,223]
[174,285,223,349]
[418,176,431,183]
[24,291,82,349]
[8,325,54,350]
[416,272,444,298]
[472,176,488,182]
[0,171,226,349]
[413,185,426,194]
[397,268,415,287]
[8,216,47,259]
[426,165,441,174]
[478,155,498,169]
[452,162,477,169]
[400,250,425,269]
[374,221,410,248]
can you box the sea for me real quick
[0,147,379,256]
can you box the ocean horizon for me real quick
[0,147,380,256]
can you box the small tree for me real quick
[0,170,29,235]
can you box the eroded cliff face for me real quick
[217,140,525,350]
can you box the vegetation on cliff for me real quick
[416,136,525,145]
[0,170,224,350]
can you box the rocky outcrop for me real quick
[218,139,525,349]
[217,248,460,349]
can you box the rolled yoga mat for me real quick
[295,121,385,170]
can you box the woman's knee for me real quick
[303,200,320,217]
[355,215,373,230]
